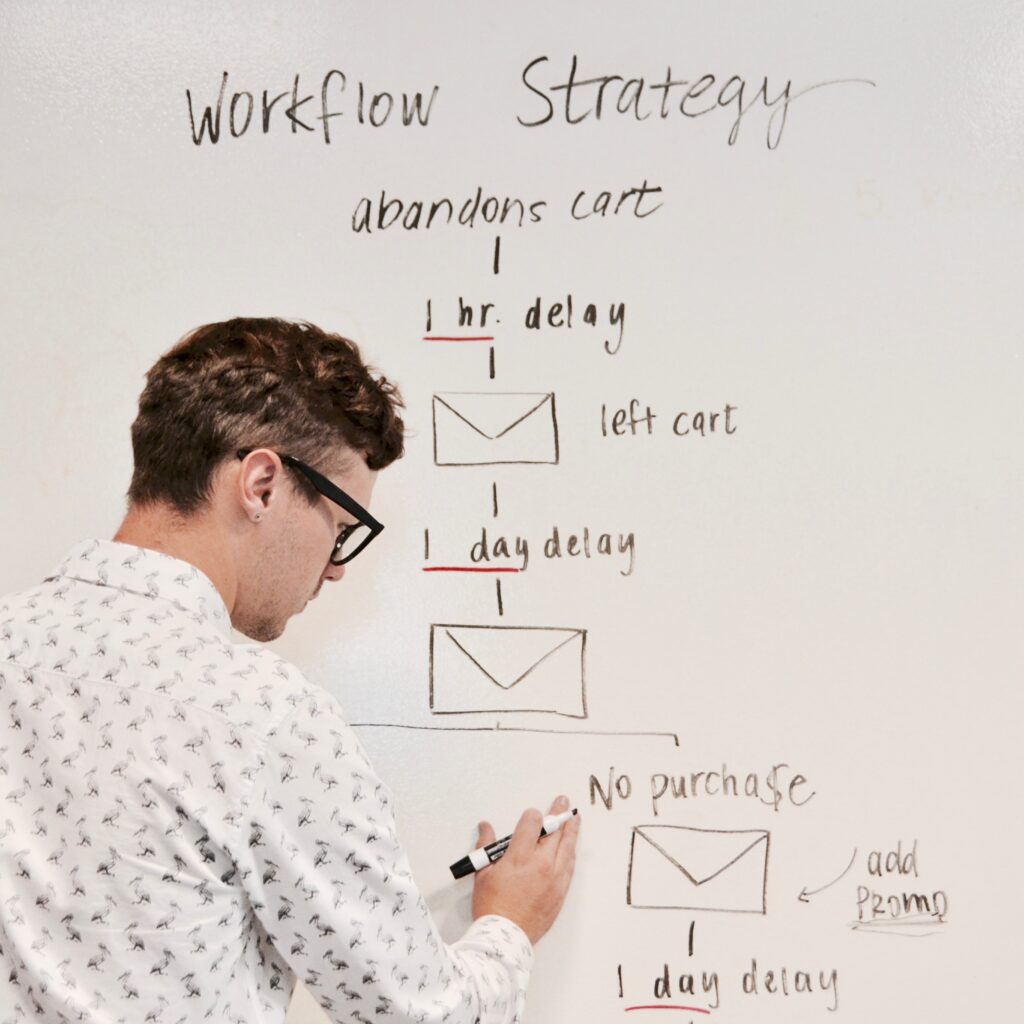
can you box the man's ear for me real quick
[236,450,287,522]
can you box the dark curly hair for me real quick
[127,317,405,514]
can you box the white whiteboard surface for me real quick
[2,2,1022,1021]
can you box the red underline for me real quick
[422,566,520,573]
[625,1008,711,1015]
[422,336,495,342]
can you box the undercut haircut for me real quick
[127,317,405,514]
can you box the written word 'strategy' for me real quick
[517,56,875,149]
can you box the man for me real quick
[0,317,579,1022]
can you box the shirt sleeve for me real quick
[228,686,534,1023]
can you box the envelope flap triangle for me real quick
[635,827,767,886]
[444,627,579,690]
[435,393,551,440]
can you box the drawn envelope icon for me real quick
[627,825,769,913]
[433,392,559,465]
[429,623,586,717]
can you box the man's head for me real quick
[125,317,405,640]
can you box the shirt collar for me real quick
[47,539,233,639]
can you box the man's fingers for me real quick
[537,795,573,862]
[506,806,544,863]
[471,799,582,943]
[476,820,496,848]
[497,798,576,867]
[548,794,570,816]
[554,806,581,873]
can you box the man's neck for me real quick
[113,504,238,615]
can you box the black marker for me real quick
[450,808,578,879]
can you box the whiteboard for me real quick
[1,2,1022,1021]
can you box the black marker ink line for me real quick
[349,723,681,746]
[800,848,857,901]
[850,926,941,938]
[851,917,945,928]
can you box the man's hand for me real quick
[471,794,581,945]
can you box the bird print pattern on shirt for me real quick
[0,539,532,1023]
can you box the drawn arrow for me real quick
[798,848,858,903]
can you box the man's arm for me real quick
[228,687,577,1022]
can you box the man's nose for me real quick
[322,561,346,584]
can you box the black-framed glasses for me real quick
[236,448,383,565]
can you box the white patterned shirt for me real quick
[0,539,532,1023]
